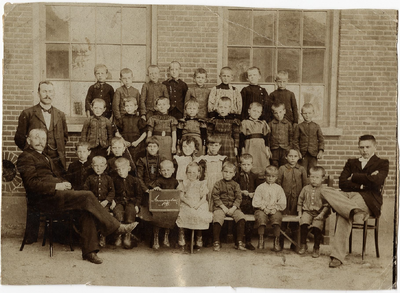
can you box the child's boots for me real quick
[195,235,203,248]
[99,234,106,248]
[115,234,122,247]
[258,234,264,249]
[153,232,160,250]
[178,228,185,246]
[163,229,170,247]
[123,232,132,249]
[298,244,307,255]
[273,237,282,252]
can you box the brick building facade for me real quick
[2,4,398,236]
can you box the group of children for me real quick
[67,61,328,256]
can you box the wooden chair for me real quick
[20,199,74,257]
[336,183,384,260]
[349,216,379,260]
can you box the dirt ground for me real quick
[1,197,396,290]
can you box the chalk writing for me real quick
[152,194,179,207]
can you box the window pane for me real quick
[96,7,121,44]
[71,82,92,117]
[228,10,251,46]
[228,48,250,82]
[253,11,274,46]
[300,86,325,124]
[46,44,69,79]
[278,11,301,46]
[277,49,300,82]
[122,46,147,81]
[51,81,71,115]
[303,12,326,46]
[96,45,120,80]
[253,48,275,82]
[302,49,325,83]
[46,6,69,42]
[122,8,147,44]
[72,44,95,80]
[71,7,95,43]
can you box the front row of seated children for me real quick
[68,132,330,256]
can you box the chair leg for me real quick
[362,220,368,260]
[42,219,48,247]
[375,218,380,258]
[20,215,30,251]
[49,217,54,257]
[20,232,28,251]
[190,230,194,254]
[68,215,74,252]
[349,230,353,254]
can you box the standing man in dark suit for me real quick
[320,135,389,268]
[14,81,68,176]
[17,129,138,264]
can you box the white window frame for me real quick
[32,3,157,132]
[218,7,342,136]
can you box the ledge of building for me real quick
[321,127,343,136]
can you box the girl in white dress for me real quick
[176,162,212,248]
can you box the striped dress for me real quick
[207,114,240,164]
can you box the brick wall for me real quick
[2,3,34,236]
[2,3,34,194]
[157,5,220,86]
[320,10,398,195]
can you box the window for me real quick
[223,9,340,131]
[37,4,151,127]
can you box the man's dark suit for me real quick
[17,147,120,256]
[14,104,68,171]
[321,154,389,263]
[339,154,389,217]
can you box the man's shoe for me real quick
[123,233,132,249]
[245,242,255,250]
[312,248,320,258]
[213,241,221,251]
[114,234,122,247]
[298,244,307,255]
[237,241,247,251]
[83,252,103,264]
[116,222,139,235]
[99,234,106,248]
[329,257,342,268]
[273,237,282,252]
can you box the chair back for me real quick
[322,175,333,187]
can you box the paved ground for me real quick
[1,197,396,290]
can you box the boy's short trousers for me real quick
[300,210,325,230]
[213,208,245,225]
[254,209,282,228]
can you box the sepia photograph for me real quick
[1,0,398,290]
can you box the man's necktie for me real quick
[41,107,52,114]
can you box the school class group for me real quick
[71,60,325,257]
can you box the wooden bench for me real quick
[222,175,333,248]
[223,214,303,248]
